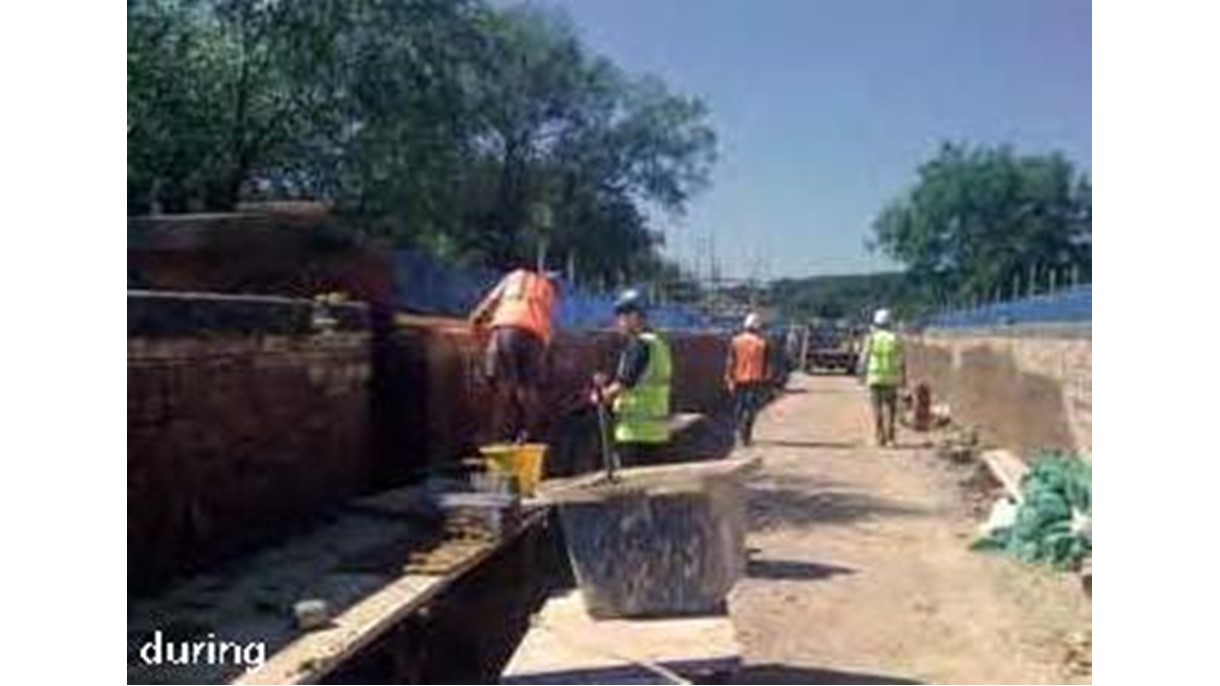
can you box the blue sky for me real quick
[547,0,1091,279]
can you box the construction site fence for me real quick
[392,250,707,331]
[921,284,1091,330]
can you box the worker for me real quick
[591,289,674,467]
[858,308,906,447]
[725,312,769,447]
[469,267,561,442]
[784,326,802,376]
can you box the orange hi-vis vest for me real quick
[730,331,768,383]
[489,269,556,345]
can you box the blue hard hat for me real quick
[613,288,647,314]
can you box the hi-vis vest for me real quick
[866,329,901,386]
[489,269,556,344]
[730,331,768,383]
[613,331,673,444]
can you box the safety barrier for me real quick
[923,285,1091,329]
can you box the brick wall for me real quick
[128,212,397,324]
[128,310,729,592]
[374,319,732,481]
[905,327,1091,456]
[128,331,373,593]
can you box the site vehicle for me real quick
[798,321,863,375]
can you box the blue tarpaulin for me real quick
[924,285,1091,329]
[391,250,706,330]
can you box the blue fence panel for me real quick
[925,285,1091,328]
[391,250,708,330]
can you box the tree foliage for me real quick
[127,0,716,284]
[768,273,917,324]
[870,143,1091,304]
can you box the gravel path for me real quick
[727,374,1091,684]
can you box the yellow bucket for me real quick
[479,443,548,496]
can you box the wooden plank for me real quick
[233,507,547,685]
[668,412,704,435]
[531,457,759,506]
[530,471,611,505]
[502,590,740,684]
[346,484,435,518]
[981,449,1030,502]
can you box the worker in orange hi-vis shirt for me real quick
[725,312,769,447]
[469,268,561,442]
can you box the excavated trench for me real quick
[320,407,742,684]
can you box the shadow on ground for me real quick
[729,663,923,684]
[747,474,931,530]
[745,558,856,581]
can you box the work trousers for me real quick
[869,383,899,446]
[733,381,767,446]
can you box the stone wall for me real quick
[128,325,373,593]
[905,327,1091,456]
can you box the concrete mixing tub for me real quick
[554,459,757,618]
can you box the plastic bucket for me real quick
[479,443,548,496]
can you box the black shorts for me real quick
[484,326,546,388]
[869,384,898,411]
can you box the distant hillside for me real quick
[768,272,923,323]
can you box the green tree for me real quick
[768,273,914,324]
[458,4,716,278]
[128,0,349,212]
[870,143,1091,304]
[128,0,716,283]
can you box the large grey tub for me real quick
[554,459,756,618]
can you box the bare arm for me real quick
[856,335,871,378]
[724,343,737,389]
[598,380,626,405]
[468,276,508,327]
[898,341,908,387]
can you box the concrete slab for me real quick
[502,590,740,684]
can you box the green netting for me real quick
[973,453,1092,570]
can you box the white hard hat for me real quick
[873,309,892,326]
[744,312,762,330]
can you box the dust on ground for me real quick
[727,374,1091,684]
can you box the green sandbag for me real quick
[975,453,1091,570]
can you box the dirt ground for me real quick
[726,374,1091,685]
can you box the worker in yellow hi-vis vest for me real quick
[590,289,673,467]
[858,308,906,447]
